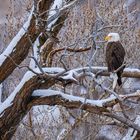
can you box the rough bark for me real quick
[75,67,140,78]
[0,0,139,139]
[0,0,54,83]
[0,0,78,138]
[0,16,36,83]
[1,67,140,139]
[0,74,56,139]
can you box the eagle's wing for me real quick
[106,42,125,72]
[111,42,125,70]
[106,41,125,86]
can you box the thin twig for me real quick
[5,55,39,75]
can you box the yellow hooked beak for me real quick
[105,36,112,41]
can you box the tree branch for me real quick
[73,67,140,78]
[0,65,140,139]
[0,0,54,83]
[30,89,140,131]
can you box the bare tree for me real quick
[0,0,140,139]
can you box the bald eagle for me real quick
[105,33,125,88]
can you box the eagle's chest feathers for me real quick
[105,41,125,72]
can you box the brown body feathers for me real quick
[105,41,125,85]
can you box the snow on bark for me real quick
[0,70,36,115]
[47,0,63,29]
[29,36,40,69]
[0,84,2,104]
[0,67,63,115]
[1,66,140,116]
[32,89,116,107]
[61,70,78,81]
[0,6,34,66]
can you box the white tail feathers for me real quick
[110,73,118,91]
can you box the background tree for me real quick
[0,0,140,139]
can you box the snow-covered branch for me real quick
[0,0,78,84]
[1,65,140,115]
[1,65,140,113]
[0,84,2,104]
[31,89,140,110]
[0,0,57,83]
[71,66,140,78]
[38,66,140,79]
[46,0,79,28]
[0,0,139,139]
[0,65,140,138]
[31,89,140,131]
[0,7,35,83]
[0,7,34,67]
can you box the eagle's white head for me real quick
[105,33,120,42]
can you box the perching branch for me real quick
[1,65,140,139]
[73,66,140,78]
